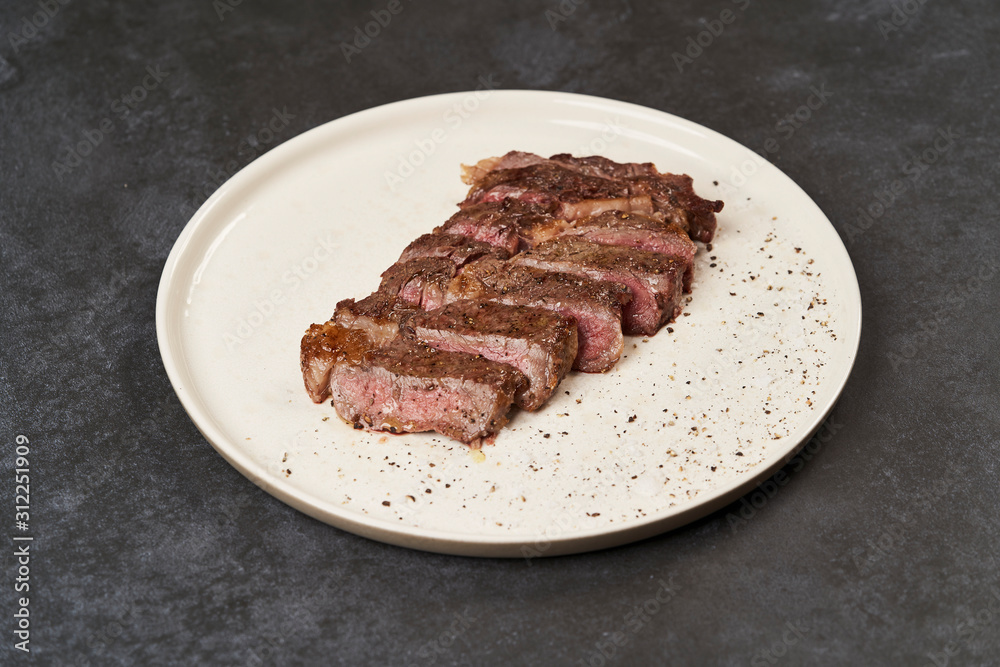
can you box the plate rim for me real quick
[156,89,863,557]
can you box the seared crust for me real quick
[303,150,723,445]
[513,237,685,336]
[329,339,525,444]
[403,300,578,411]
[449,258,629,372]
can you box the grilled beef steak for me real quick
[403,300,578,411]
[563,210,697,292]
[302,151,722,445]
[447,258,629,373]
[545,153,723,242]
[512,237,685,336]
[300,322,379,403]
[328,338,525,444]
[334,292,417,345]
[397,233,509,266]
[463,151,723,242]
[460,162,655,221]
[624,173,722,243]
[435,199,567,253]
[378,257,457,310]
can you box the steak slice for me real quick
[397,233,509,266]
[460,163,654,221]
[333,292,417,345]
[449,258,629,373]
[300,322,378,403]
[625,173,722,243]
[460,151,550,184]
[563,210,697,292]
[378,257,457,310]
[549,153,723,242]
[329,338,525,445]
[403,300,577,411]
[435,199,566,253]
[463,152,723,242]
[512,237,684,336]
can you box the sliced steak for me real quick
[549,153,723,242]
[512,237,684,336]
[625,173,722,243]
[449,258,629,372]
[548,153,655,180]
[461,151,549,184]
[403,300,577,411]
[463,152,723,242]
[435,199,566,253]
[378,257,457,310]
[329,338,524,444]
[460,163,654,221]
[563,210,697,292]
[300,322,378,403]
[334,292,417,345]
[397,232,509,266]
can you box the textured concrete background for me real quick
[1,0,998,665]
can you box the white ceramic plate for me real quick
[157,90,861,557]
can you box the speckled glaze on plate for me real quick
[156,91,861,557]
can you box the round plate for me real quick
[156,90,861,557]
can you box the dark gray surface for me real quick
[1,0,998,665]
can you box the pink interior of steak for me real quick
[514,238,684,337]
[566,211,698,292]
[405,300,577,411]
[329,340,523,444]
[299,322,377,403]
[438,199,564,253]
[464,151,723,241]
[461,151,550,185]
[330,365,514,443]
[304,151,723,445]
[397,232,509,266]
[379,257,457,310]
[448,258,628,373]
[334,294,415,345]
